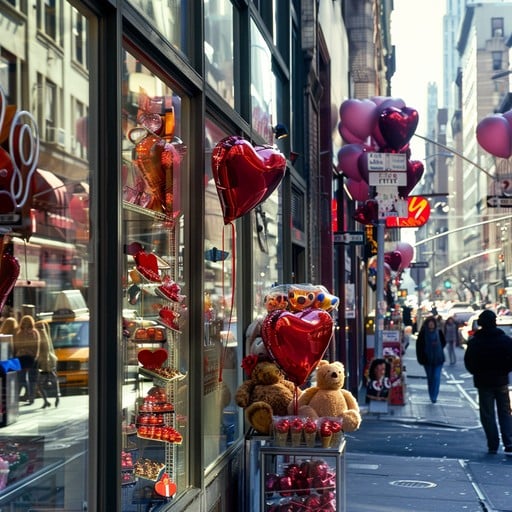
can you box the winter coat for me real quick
[416,325,446,366]
[464,326,512,388]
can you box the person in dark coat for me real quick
[464,310,512,455]
[416,316,446,403]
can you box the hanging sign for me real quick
[385,196,431,228]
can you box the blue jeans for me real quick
[478,386,512,451]
[424,364,443,403]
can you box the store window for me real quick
[0,1,90,509]
[204,118,242,469]
[250,20,275,143]
[121,48,190,507]
[204,0,234,108]
[128,0,185,53]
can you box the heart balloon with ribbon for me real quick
[211,136,286,224]
[261,308,333,386]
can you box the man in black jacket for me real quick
[464,310,512,455]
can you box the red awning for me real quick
[33,169,67,211]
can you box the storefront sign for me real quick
[385,196,431,228]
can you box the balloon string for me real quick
[218,222,236,382]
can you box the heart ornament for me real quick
[211,136,286,224]
[0,250,20,312]
[154,473,177,498]
[138,348,168,369]
[261,308,333,385]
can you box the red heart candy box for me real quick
[154,473,177,498]
[138,348,168,369]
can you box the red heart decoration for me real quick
[398,160,424,198]
[384,251,402,272]
[353,200,378,225]
[211,136,286,224]
[476,113,512,158]
[378,107,419,151]
[134,251,161,282]
[261,308,333,386]
[137,348,168,369]
[154,473,177,498]
[0,250,20,312]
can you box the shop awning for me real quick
[33,169,67,211]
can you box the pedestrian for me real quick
[443,316,458,365]
[13,315,40,405]
[416,316,446,403]
[35,320,60,408]
[464,309,512,455]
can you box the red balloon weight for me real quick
[211,136,286,224]
[0,251,20,313]
[378,107,419,151]
[261,308,333,386]
[476,114,512,159]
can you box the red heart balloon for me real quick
[384,251,402,272]
[353,200,378,225]
[154,473,177,498]
[378,107,419,151]
[137,348,168,369]
[261,308,333,386]
[0,250,20,312]
[476,114,512,158]
[398,160,424,198]
[211,136,286,224]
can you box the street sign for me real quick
[410,261,429,268]
[333,231,365,244]
[487,195,512,208]
[367,152,407,171]
[369,171,407,186]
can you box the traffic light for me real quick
[444,279,452,289]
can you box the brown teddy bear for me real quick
[235,357,297,434]
[290,360,362,432]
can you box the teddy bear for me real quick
[235,356,297,434]
[289,360,362,432]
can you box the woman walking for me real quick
[443,316,459,365]
[416,316,446,403]
[35,320,60,408]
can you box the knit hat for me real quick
[477,310,496,327]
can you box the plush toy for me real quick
[290,360,362,432]
[235,357,297,434]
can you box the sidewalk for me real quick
[345,339,512,512]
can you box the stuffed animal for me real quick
[290,360,362,432]
[235,357,297,434]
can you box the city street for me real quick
[346,339,512,511]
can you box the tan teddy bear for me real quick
[235,357,297,435]
[290,360,362,432]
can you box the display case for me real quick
[259,438,346,512]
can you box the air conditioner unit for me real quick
[46,127,65,147]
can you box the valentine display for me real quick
[211,136,287,224]
[259,442,346,511]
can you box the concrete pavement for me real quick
[346,339,512,511]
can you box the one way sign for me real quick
[487,195,512,208]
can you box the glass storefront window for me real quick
[204,118,242,469]
[251,20,276,143]
[204,0,234,108]
[0,2,89,509]
[121,49,190,507]
[128,0,185,54]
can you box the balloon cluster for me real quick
[476,110,512,159]
[337,96,423,201]
[255,284,338,386]
[264,459,336,511]
[367,241,414,291]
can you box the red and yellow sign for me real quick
[385,196,431,228]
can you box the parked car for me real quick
[460,311,483,344]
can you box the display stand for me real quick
[246,433,346,512]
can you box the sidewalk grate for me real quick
[389,480,437,489]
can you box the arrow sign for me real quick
[487,195,512,208]
[333,231,365,244]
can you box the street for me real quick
[346,341,512,511]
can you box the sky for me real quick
[390,0,445,159]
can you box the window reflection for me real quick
[204,118,241,468]
[0,1,90,509]
[205,0,234,107]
